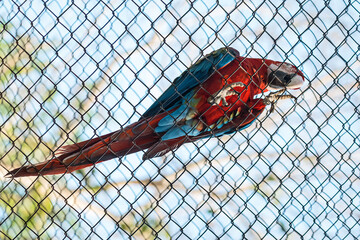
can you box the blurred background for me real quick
[0,0,359,239]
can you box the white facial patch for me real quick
[268,63,294,74]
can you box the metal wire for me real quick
[1,0,359,239]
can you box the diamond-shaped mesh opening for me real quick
[1,0,359,239]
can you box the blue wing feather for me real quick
[161,125,201,140]
[141,47,240,119]
[156,104,188,127]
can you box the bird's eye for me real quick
[284,74,293,84]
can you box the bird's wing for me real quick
[143,102,266,160]
[141,47,240,119]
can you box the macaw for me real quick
[6,47,304,178]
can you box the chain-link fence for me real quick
[1,0,359,239]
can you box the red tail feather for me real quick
[6,113,169,178]
[5,159,95,178]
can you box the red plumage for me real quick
[6,48,304,178]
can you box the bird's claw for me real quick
[208,82,245,107]
[263,89,297,113]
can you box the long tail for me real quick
[6,114,167,178]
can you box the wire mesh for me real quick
[1,0,359,239]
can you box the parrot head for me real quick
[266,62,305,90]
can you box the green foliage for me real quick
[0,18,168,239]
[0,20,79,239]
[119,205,171,240]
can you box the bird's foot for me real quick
[207,82,245,107]
[263,89,296,113]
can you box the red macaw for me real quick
[6,47,304,177]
